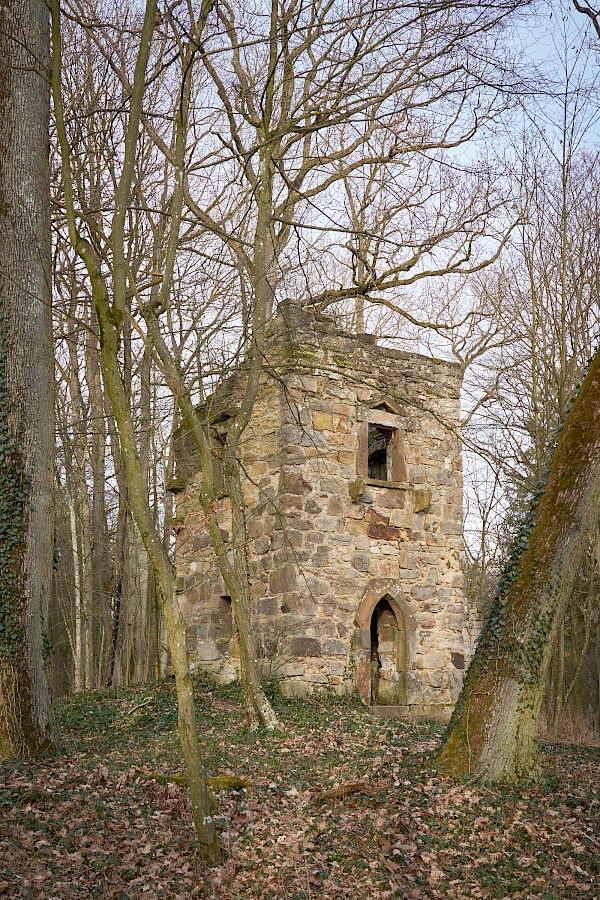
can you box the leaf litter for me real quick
[0,678,598,898]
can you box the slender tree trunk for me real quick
[68,494,84,693]
[51,0,220,860]
[106,406,128,687]
[96,308,220,860]
[0,0,56,757]
[135,347,152,681]
[160,426,177,680]
[87,322,112,686]
[438,347,600,782]
[81,480,94,689]
[223,455,278,729]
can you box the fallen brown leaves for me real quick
[0,681,598,899]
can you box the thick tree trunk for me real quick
[438,347,600,782]
[0,0,56,757]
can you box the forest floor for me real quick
[0,678,598,900]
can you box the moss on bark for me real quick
[438,348,600,782]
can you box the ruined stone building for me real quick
[170,302,475,719]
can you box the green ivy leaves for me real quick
[0,307,30,662]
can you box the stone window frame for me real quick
[356,404,407,487]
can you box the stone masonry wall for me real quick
[171,302,474,719]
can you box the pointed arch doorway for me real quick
[355,580,413,708]
[370,595,406,705]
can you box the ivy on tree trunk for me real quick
[438,347,600,782]
[0,0,56,758]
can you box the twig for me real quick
[312,780,390,802]
[122,698,153,717]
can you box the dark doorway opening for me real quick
[370,596,406,705]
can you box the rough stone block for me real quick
[281,471,313,494]
[422,600,443,613]
[368,522,401,541]
[322,639,347,657]
[421,651,447,669]
[256,597,279,617]
[355,627,370,650]
[425,670,445,688]
[303,574,330,597]
[329,660,346,676]
[254,535,270,555]
[366,507,389,525]
[399,569,421,581]
[374,490,405,510]
[353,552,370,572]
[279,679,309,698]
[327,497,344,516]
[196,641,220,661]
[288,637,321,657]
[270,565,298,593]
[312,411,334,431]
[283,662,306,677]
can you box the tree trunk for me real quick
[0,0,56,757]
[51,0,220,860]
[223,455,279,730]
[143,309,278,729]
[438,347,600,782]
[97,312,220,861]
[569,598,582,715]
[135,346,153,682]
[68,493,84,693]
[106,407,129,687]
[87,321,112,686]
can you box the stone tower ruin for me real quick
[170,302,474,719]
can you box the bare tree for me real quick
[51,0,220,860]
[131,0,528,725]
[51,0,533,743]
